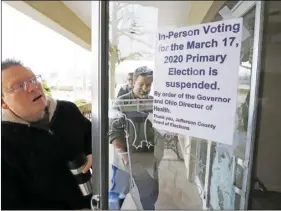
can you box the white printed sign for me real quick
[153,18,243,145]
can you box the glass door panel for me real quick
[107,2,204,209]
[208,6,256,209]
[91,1,263,210]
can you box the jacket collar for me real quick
[1,97,57,126]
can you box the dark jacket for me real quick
[109,91,154,153]
[1,97,92,210]
[117,84,132,98]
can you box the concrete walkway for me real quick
[120,150,203,210]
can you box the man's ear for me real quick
[1,98,9,109]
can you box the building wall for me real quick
[187,1,216,25]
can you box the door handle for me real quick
[91,195,100,210]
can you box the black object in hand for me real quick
[67,154,93,196]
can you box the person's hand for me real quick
[120,153,129,165]
[82,154,92,173]
[112,139,129,166]
[116,149,129,165]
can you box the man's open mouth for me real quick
[33,95,42,102]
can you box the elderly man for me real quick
[108,66,164,210]
[1,59,92,210]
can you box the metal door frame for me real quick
[194,140,204,204]
[233,1,265,209]
[194,140,210,209]
[91,1,110,210]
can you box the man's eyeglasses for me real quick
[6,75,42,93]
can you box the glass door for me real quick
[91,1,264,210]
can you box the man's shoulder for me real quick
[1,121,28,138]
[1,122,29,159]
[53,100,88,124]
[56,100,81,114]
[57,99,77,108]
[117,92,132,100]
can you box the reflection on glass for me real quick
[197,140,208,187]
[208,6,256,210]
[107,1,256,210]
[108,66,161,210]
[250,1,281,209]
[108,2,204,209]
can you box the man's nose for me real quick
[26,82,40,93]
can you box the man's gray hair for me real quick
[133,66,153,81]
